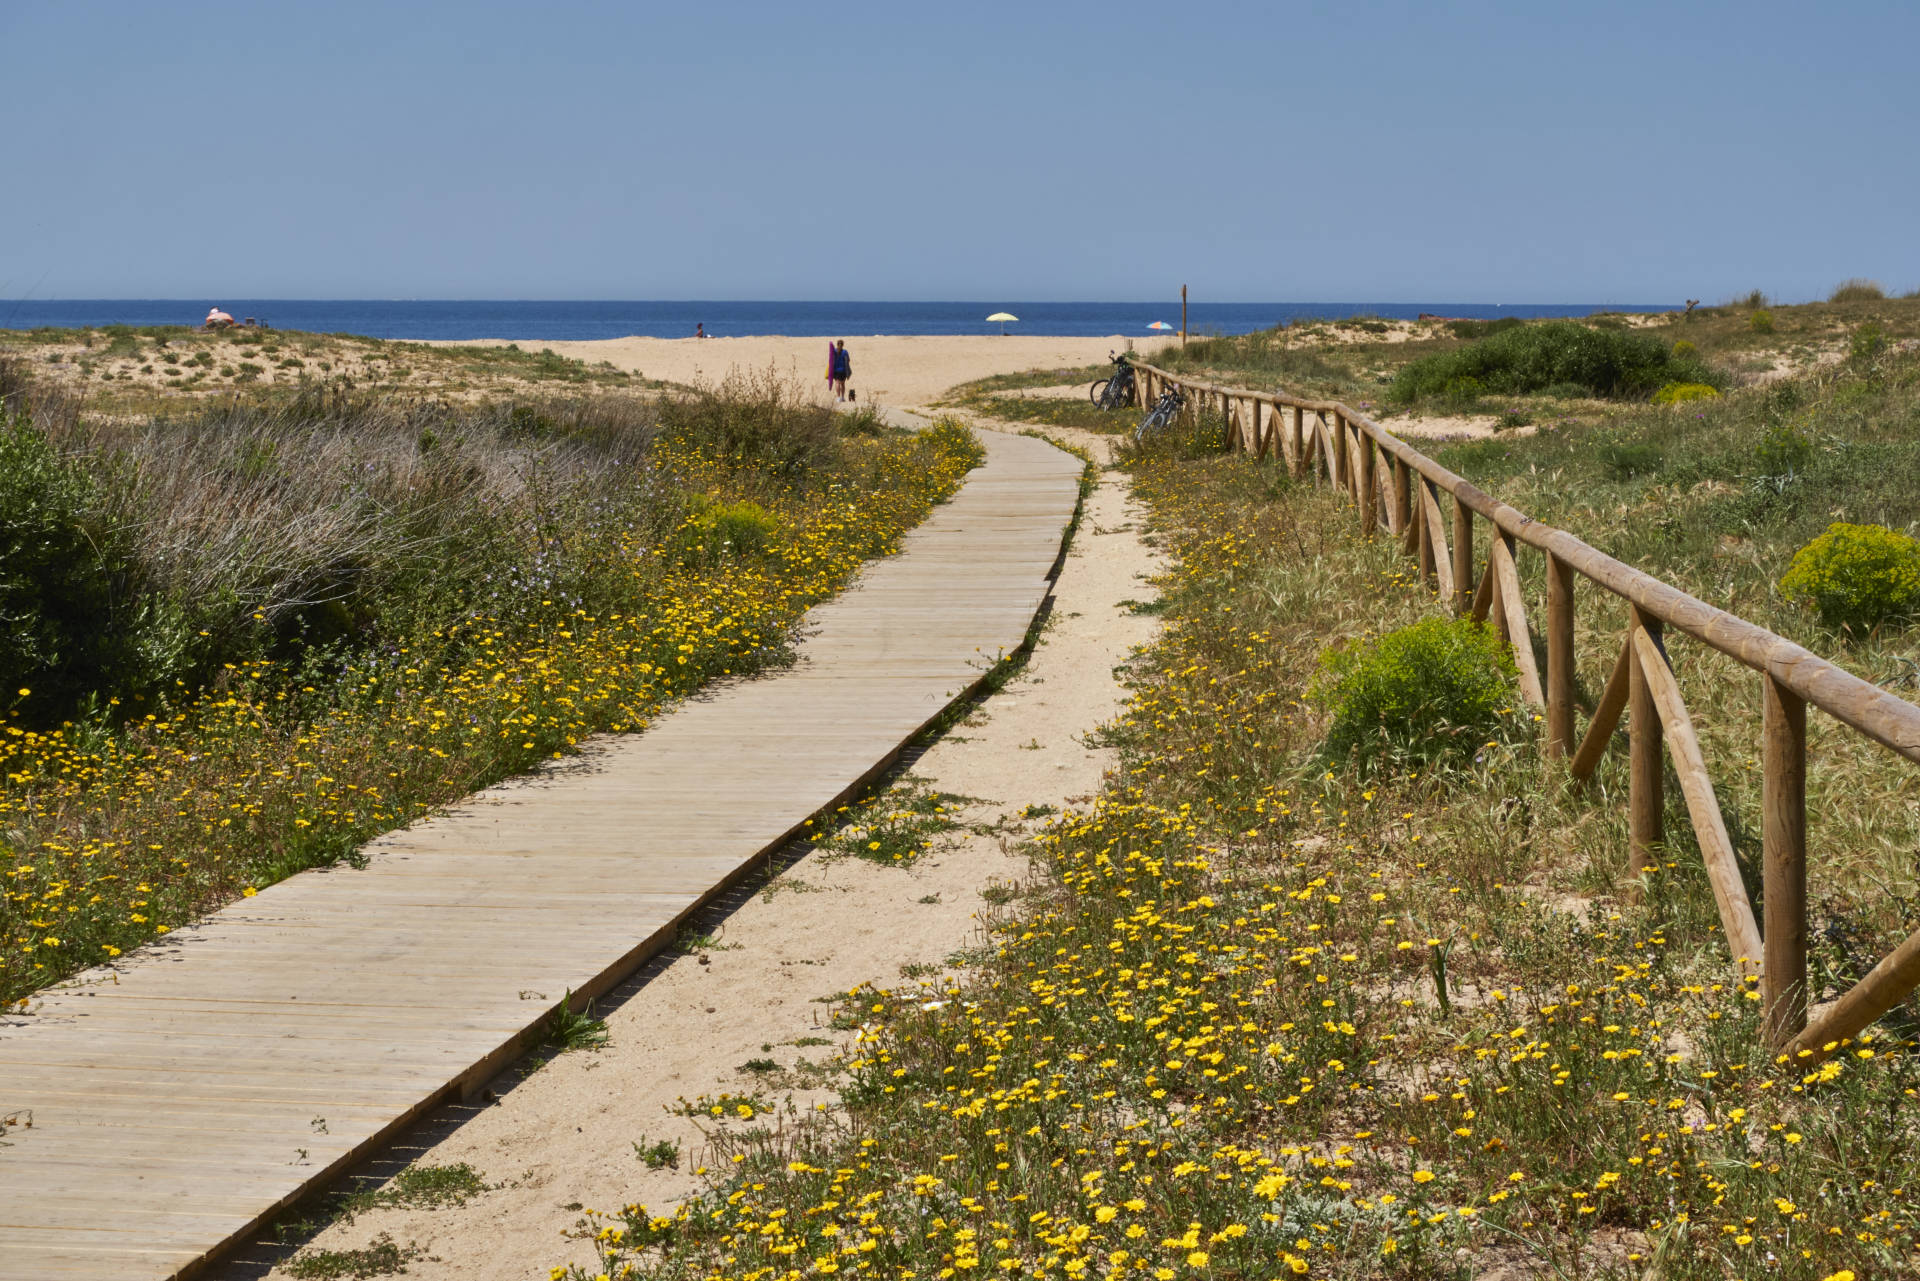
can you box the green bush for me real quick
[0,416,155,714]
[1672,339,1698,357]
[1829,279,1887,303]
[1444,316,1526,341]
[1389,322,1720,405]
[1652,382,1721,405]
[1779,522,1920,633]
[1311,616,1518,770]
[677,498,781,565]
[1747,309,1775,334]
[1754,422,1813,475]
[1849,322,1889,365]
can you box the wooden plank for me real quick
[1631,626,1764,974]
[1419,480,1455,602]
[1491,536,1545,708]
[1570,631,1634,784]
[0,425,1083,1281]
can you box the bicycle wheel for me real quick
[1089,378,1110,406]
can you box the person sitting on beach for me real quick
[204,307,235,330]
[695,322,706,338]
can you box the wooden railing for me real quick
[1132,360,1920,1065]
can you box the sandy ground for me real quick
[438,334,1176,407]
[254,425,1162,1281]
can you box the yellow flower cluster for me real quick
[3,428,982,1000]
[561,453,1911,1280]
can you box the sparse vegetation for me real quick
[1830,278,1887,303]
[562,329,1920,1281]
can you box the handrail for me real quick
[1131,363,1920,759]
[1130,358,1920,1066]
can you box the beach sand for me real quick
[437,334,1180,406]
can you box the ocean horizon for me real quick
[0,299,1673,343]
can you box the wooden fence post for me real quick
[1452,498,1473,616]
[1359,435,1379,535]
[1291,407,1305,477]
[1629,607,1665,885]
[1764,675,1808,1045]
[1546,553,1575,759]
[1415,479,1435,583]
[1391,458,1412,541]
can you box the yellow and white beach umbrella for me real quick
[985,311,1018,335]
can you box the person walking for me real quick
[829,340,852,402]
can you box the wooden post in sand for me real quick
[1546,554,1576,759]
[1628,608,1665,886]
[1763,676,1808,1045]
[1452,497,1474,616]
[1359,433,1379,535]
[1391,457,1412,538]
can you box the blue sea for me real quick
[0,299,1671,342]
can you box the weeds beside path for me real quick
[257,429,1165,1281]
[2,378,985,1001]
[562,405,1918,1279]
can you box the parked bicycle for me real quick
[1088,351,1136,410]
[1134,385,1185,441]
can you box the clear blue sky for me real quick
[6,1,1915,304]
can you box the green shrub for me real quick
[1494,410,1532,432]
[1849,322,1889,365]
[1734,290,1770,309]
[677,498,781,565]
[1439,374,1486,410]
[1598,442,1663,480]
[1389,322,1719,404]
[1311,616,1518,770]
[1444,316,1526,341]
[1779,522,1920,633]
[0,416,154,714]
[1748,309,1775,334]
[1829,278,1887,303]
[1672,339,1698,357]
[1652,382,1721,405]
[1755,422,1813,475]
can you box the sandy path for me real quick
[436,334,1175,407]
[252,426,1162,1281]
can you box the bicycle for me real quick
[1134,386,1185,441]
[1087,351,1136,410]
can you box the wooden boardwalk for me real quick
[0,428,1081,1281]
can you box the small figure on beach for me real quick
[204,307,235,330]
[695,322,706,338]
[828,340,852,401]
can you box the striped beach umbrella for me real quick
[1146,321,1173,331]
